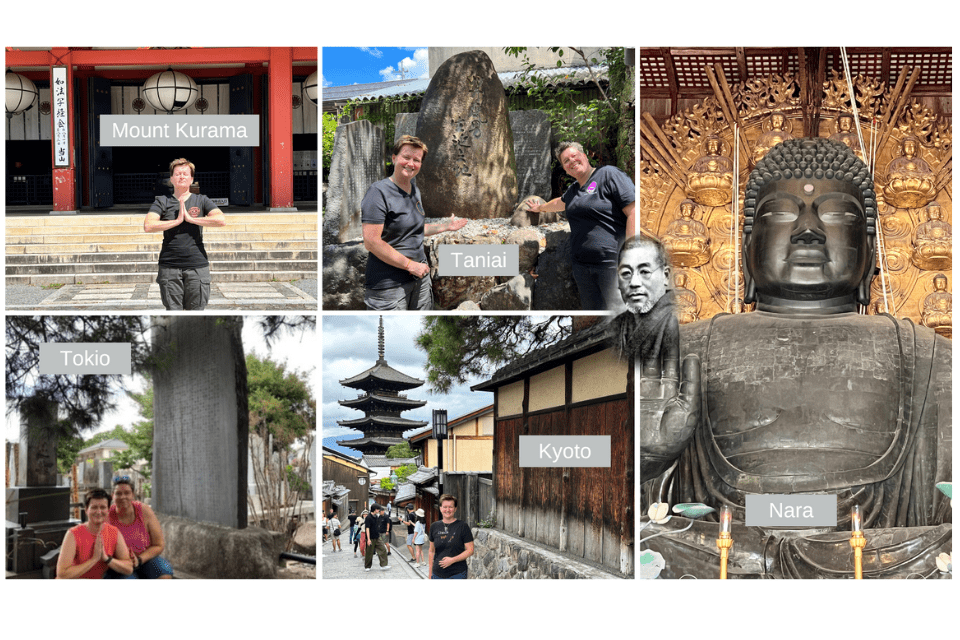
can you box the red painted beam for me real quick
[49,48,77,211]
[6,47,317,69]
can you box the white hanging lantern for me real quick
[304,70,318,105]
[142,68,199,114]
[6,71,39,116]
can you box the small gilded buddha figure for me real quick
[883,135,937,209]
[685,134,734,207]
[921,273,952,338]
[828,114,863,160]
[752,111,794,164]
[867,273,896,316]
[912,201,952,270]
[661,199,711,267]
[673,271,700,324]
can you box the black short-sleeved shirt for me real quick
[348,514,358,527]
[365,514,380,540]
[561,165,635,266]
[378,512,391,535]
[404,511,416,534]
[429,519,474,578]
[361,178,427,289]
[149,193,218,268]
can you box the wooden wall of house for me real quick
[493,397,632,574]
[321,457,369,516]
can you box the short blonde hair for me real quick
[169,157,196,177]
[393,135,428,157]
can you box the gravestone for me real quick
[151,316,249,529]
[415,50,518,219]
[394,113,418,145]
[326,120,385,243]
[509,110,552,200]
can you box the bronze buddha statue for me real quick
[641,138,951,579]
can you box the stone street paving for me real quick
[9,281,316,311]
[321,532,425,580]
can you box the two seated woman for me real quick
[56,477,173,579]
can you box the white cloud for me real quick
[358,47,383,58]
[378,48,429,81]
[322,74,332,88]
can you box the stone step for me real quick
[6,250,318,264]
[8,231,318,244]
[6,259,317,276]
[7,213,317,227]
[7,221,318,236]
[7,240,318,254]
[7,270,318,286]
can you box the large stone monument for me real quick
[415,50,519,219]
[641,138,951,579]
[325,119,385,244]
[509,109,552,201]
[151,316,248,529]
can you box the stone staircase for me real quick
[6,212,317,286]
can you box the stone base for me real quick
[158,514,284,579]
[468,528,621,579]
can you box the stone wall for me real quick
[468,528,619,579]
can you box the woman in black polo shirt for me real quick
[361,136,466,310]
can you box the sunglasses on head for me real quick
[113,475,131,484]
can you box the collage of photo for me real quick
[2,39,954,635]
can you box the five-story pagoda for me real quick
[337,317,428,457]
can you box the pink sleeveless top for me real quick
[109,501,151,555]
[70,523,119,579]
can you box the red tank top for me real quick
[69,523,119,579]
[109,501,151,555]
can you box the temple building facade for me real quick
[5,47,318,212]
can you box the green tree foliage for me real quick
[111,385,154,478]
[416,316,570,393]
[247,354,316,447]
[386,442,417,459]
[6,316,149,434]
[379,463,418,491]
[322,112,338,177]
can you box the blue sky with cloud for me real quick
[322,315,493,443]
[322,47,429,88]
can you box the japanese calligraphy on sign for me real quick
[52,67,69,167]
[450,74,487,177]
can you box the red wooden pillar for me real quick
[268,47,294,210]
[49,48,77,213]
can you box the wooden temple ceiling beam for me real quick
[660,47,679,113]
[798,47,827,138]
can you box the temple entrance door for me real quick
[228,74,254,206]
[87,77,113,208]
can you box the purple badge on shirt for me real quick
[586,181,597,194]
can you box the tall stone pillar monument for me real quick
[151,317,249,529]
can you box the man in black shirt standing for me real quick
[144,158,226,310]
[428,494,474,579]
[364,503,390,571]
[378,506,392,556]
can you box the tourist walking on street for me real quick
[348,508,358,544]
[379,505,392,556]
[364,504,390,571]
[330,514,342,552]
[353,509,368,557]
[428,494,474,579]
[402,504,417,563]
[413,508,427,567]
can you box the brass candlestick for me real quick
[717,505,733,580]
[850,504,865,580]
